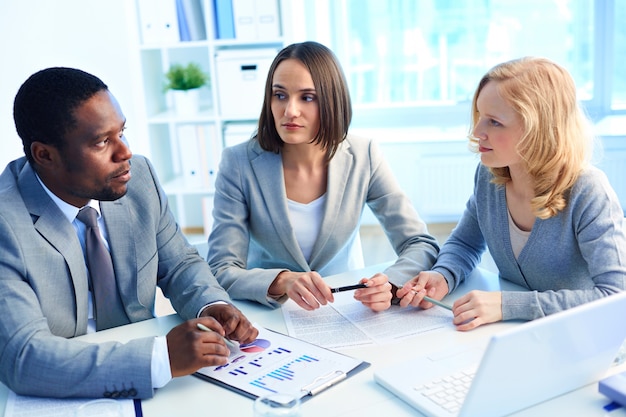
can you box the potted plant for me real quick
[164,62,209,115]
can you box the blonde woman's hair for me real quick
[468,57,594,219]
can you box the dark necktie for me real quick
[77,206,129,331]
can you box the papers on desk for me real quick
[283,291,455,349]
[4,390,138,416]
[194,325,368,401]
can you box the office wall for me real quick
[0,0,147,169]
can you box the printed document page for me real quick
[283,291,454,349]
[4,391,137,417]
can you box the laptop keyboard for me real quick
[413,367,477,414]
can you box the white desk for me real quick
[1,265,624,416]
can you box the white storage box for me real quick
[215,49,277,119]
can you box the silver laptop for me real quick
[374,292,626,417]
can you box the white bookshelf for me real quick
[132,0,285,237]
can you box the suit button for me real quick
[110,391,120,398]
[128,388,138,397]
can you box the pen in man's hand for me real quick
[196,322,238,350]
[330,283,368,293]
[422,295,453,311]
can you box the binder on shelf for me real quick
[202,196,214,238]
[177,124,204,188]
[194,125,211,187]
[196,124,222,189]
[176,0,191,41]
[137,0,162,44]
[137,0,180,44]
[213,0,235,39]
[224,123,256,148]
[180,0,207,41]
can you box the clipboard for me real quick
[193,326,370,402]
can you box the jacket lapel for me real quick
[309,141,353,269]
[19,162,89,335]
[250,143,309,270]
[100,198,151,321]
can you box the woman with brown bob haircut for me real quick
[207,41,439,311]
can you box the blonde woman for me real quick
[398,57,626,330]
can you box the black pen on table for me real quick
[330,283,368,293]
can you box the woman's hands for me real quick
[353,273,392,312]
[395,271,449,308]
[269,271,333,310]
[450,290,503,331]
[268,271,392,312]
[396,271,503,331]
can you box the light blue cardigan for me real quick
[433,164,626,321]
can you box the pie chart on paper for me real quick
[239,338,271,353]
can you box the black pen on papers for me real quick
[423,295,453,311]
[330,283,368,293]
[196,323,238,350]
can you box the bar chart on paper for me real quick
[249,352,323,393]
[194,326,366,399]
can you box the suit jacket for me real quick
[207,135,439,307]
[0,156,231,398]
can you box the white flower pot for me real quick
[172,89,200,116]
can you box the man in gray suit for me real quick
[0,67,258,399]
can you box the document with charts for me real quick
[194,325,369,401]
[282,291,455,349]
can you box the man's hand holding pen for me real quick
[166,304,258,378]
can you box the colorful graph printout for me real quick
[194,326,367,400]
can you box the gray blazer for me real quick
[0,156,231,398]
[207,135,439,307]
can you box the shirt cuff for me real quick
[197,300,229,318]
[151,336,172,389]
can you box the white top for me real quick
[507,209,531,259]
[288,194,327,262]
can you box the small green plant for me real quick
[164,62,209,91]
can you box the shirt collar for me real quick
[35,174,101,222]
